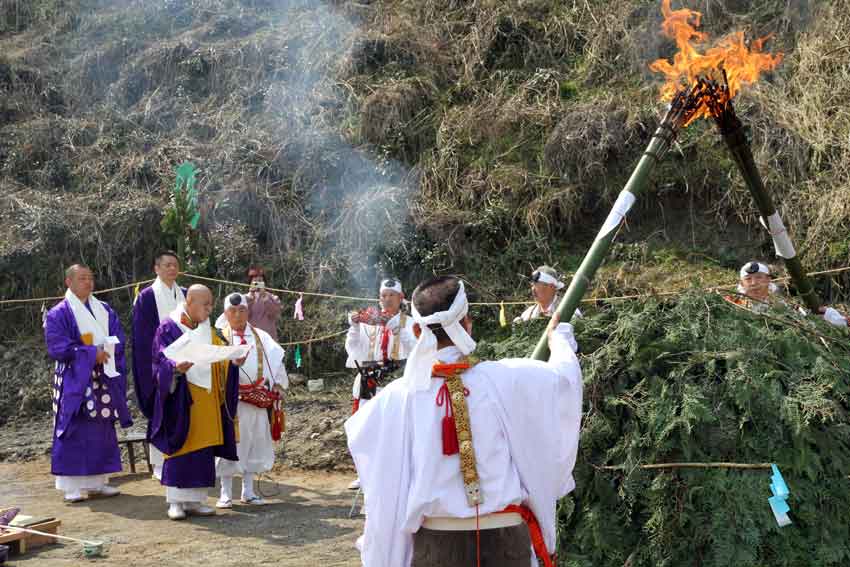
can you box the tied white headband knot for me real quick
[740,262,770,279]
[403,281,477,392]
[215,293,248,329]
[224,293,248,310]
[532,270,565,290]
[380,278,403,295]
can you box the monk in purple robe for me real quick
[45,264,132,502]
[131,250,185,479]
[149,284,240,520]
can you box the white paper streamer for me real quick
[595,191,636,242]
[760,213,796,259]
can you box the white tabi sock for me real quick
[241,473,255,499]
[220,476,233,502]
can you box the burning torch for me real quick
[532,0,814,359]
[699,73,820,312]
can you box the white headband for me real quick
[214,293,248,329]
[532,270,565,290]
[380,279,403,295]
[403,281,476,391]
[739,262,770,279]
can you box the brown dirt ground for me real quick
[0,460,363,566]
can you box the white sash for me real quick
[152,277,185,322]
[64,289,120,378]
[221,323,288,388]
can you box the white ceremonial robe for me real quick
[345,311,417,367]
[216,324,287,476]
[514,295,582,324]
[345,324,583,567]
[346,312,417,400]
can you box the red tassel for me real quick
[442,415,460,455]
[271,407,284,441]
[352,398,360,415]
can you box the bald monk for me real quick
[149,285,240,520]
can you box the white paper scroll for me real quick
[759,213,796,259]
[595,190,637,242]
[102,336,121,378]
[163,334,251,390]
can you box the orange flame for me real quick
[649,0,783,121]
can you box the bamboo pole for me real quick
[700,74,821,313]
[530,91,700,360]
[716,116,821,312]
[596,462,773,471]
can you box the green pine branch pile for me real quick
[476,292,850,566]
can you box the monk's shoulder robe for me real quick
[45,299,132,477]
[149,319,239,488]
[130,286,159,420]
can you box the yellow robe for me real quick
[166,331,232,459]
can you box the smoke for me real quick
[258,0,414,294]
[0,0,416,302]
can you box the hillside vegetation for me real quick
[1,0,848,314]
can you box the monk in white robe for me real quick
[729,261,848,326]
[514,265,581,323]
[214,293,288,507]
[345,277,416,490]
[345,276,583,567]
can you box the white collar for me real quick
[435,346,464,363]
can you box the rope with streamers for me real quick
[3,266,850,308]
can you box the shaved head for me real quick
[185,284,213,324]
[186,284,212,300]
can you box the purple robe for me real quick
[150,319,239,488]
[130,285,185,421]
[45,299,132,477]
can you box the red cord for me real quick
[475,504,481,567]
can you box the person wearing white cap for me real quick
[214,293,288,508]
[731,261,847,326]
[344,277,416,489]
[515,265,581,323]
[735,261,776,306]
[345,275,583,567]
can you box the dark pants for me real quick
[412,525,531,567]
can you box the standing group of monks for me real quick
[46,252,844,566]
[46,252,287,521]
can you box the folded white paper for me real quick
[103,336,121,378]
[163,336,251,390]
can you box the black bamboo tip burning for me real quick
[694,70,742,135]
[666,82,712,131]
[649,82,711,161]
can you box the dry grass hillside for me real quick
[1,0,848,327]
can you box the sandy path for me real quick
[0,460,363,566]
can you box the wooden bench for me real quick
[118,433,153,474]
[0,519,61,555]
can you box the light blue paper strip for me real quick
[768,464,791,527]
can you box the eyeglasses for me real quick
[744,262,765,275]
[382,279,399,288]
[531,271,541,283]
